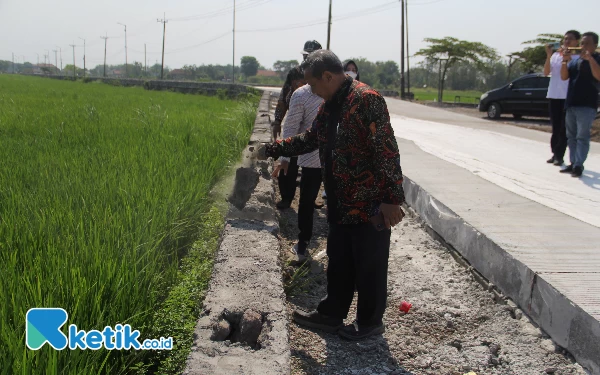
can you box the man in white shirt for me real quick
[272,83,324,263]
[543,30,581,166]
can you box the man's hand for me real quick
[581,49,593,62]
[562,49,573,63]
[271,160,289,178]
[545,44,554,57]
[379,203,405,229]
[271,120,282,140]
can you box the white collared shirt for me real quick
[280,84,323,168]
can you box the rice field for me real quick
[0,75,259,374]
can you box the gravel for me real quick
[276,184,586,375]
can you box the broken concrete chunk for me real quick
[210,319,231,341]
[239,309,263,346]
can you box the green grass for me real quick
[410,87,482,103]
[0,75,259,374]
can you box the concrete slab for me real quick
[398,137,600,374]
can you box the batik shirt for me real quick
[266,76,405,224]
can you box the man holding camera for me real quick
[262,50,405,340]
[560,32,600,178]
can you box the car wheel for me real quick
[513,114,523,120]
[487,103,501,119]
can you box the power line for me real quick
[170,0,270,22]
[164,32,232,54]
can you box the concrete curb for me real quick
[402,176,600,375]
[184,91,290,375]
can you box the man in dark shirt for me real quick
[262,50,405,340]
[560,31,600,178]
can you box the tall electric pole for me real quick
[101,34,109,77]
[69,42,76,79]
[406,0,411,98]
[400,0,405,99]
[79,38,86,77]
[144,43,147,75]
[12,53,15,74]
[232,0,236,83]
[37,53,40,66]
[117,23,128,77]
[53,50,58,74]
[56,46,63,72]
[327,0,332,50]
[157,14,168,80]
[44,50,49,65]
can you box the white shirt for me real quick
[280,84,323,168]
[547,52,579,99]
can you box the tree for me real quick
[63,64,85,77]
[240,56,259,77]
[511,33,562,73]
[273,60,299,79]
[376,61,400,87]
[415,37,498,102]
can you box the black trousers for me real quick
[317,221,391,326]
[549,99,567,161]
[298,167,323,243]
[278,156,299,203]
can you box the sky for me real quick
[1,0,599,70]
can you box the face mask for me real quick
[345,71,357,79]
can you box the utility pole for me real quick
[12,53,15,74]
[70,42,76,79]
[53,50,58,75]
[400,0,405,99]
[56,46,63,72]
[79,38,86,77]
[144,43,147,75]
[327,0,332,50]
[117,23,128,77]
[101,34,109,78]
[232,0,236,83]
[406,0,411,98]
[157,14,168,80]
[37,53,40,66]
[44,50,49,65]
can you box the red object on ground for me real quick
[399,301,412,313]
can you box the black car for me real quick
[478,74,551,119]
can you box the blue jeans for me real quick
[565,106,597,168]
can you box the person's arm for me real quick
[278,90,305,163]
[581,52,600,81]
[266,103,322,160]
[272,72,293,125]
[560,50,572,81]
[543,46,553,76]
[360,92,405,205]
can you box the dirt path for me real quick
[276,183,586,375]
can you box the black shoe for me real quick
[553,159,564,166]
[292,310,343,333]
[571,166,584,178]
[547,156,555,164]
[276,200,291,209]
[560,165,574,173]
[338,321,385,341]
[289,241,309,265]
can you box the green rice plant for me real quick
[0,75,259,374]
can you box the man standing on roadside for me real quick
[543,30,581,166]
[262,50,405,340]
[560,32,600,178]
[271,72,324,264]
[272,40,322,210]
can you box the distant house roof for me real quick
[257,69,278,77]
